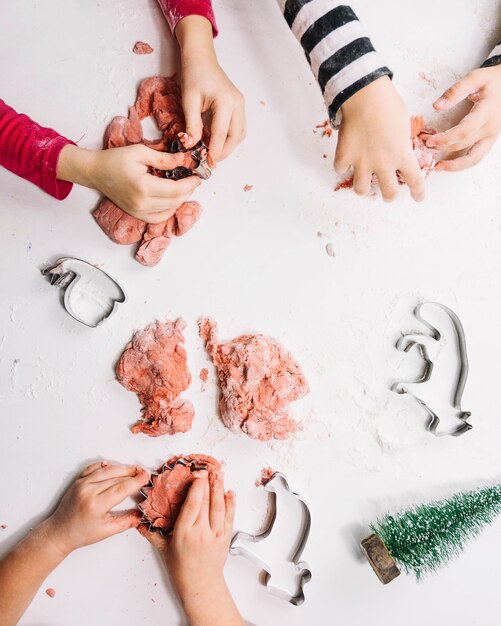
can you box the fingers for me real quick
[140,146,187,170]
[182,92,204,148]
[141,207,178,225]
[98,469,150,509]
[209,479,226,534]
[208,104,232,166]
[352,167,372,196]
[399,159,425,202]
[424,104,486,152]
[224,490,236,538]
[146,173,201,199]
[376,170,399,202]
[220,108,246,161]
[196,474,211,527]
[435,136,495,172]
[80,460,108,478]
[175,471,207,528]
[107,509,143,535]
[434,73,478,111]
[87,464,145,485]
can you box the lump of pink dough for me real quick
[135,201,202,267]
[140,454,222,532]
[133,41,154,55]
[116,319,194,436]
[92,75,206,266]
[200,368,209,382]
[198,317,309,441]
[93,198,146,245]
[45,588,56,598]
[335,115,436,191]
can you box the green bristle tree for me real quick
[369,484,501,580]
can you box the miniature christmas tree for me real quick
[362,484,501,583]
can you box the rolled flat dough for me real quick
[116,318,194,436]
[199,317,309,441]
[140,454,222,532]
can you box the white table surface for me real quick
[1,1,501,624]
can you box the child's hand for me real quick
[176,16,246,167]
[335,76,425,202]
[57,144,201,224]
[140,471,242,626]
[45,461,150,557]
[422,65,501,171]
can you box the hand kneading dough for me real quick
[199,317,309,441]
[140,454,222,532]
[93,75,207,266]
[116,318,194,436]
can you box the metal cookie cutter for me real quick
[167,139,212,180]
[139,457,209,536]
[391,301,472,436]
[41,257,126,328]
[230,472,312,606]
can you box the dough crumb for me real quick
[325,243,335,257]
[255,466,275,487]
[45,588,56,598]
[198,317,309,441]
[335,115,436,191]
[260,100,266,106]
[117,319,194,437]
[323,154,328,158]
[133,41,154,54]
[243,184,253,192]
[140,455,222,532]
[315,119,333,137]
[200,368,209,382]
[0,524,7,529]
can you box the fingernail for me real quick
[193,469,208,479]
[227,489,235,499]
[101,461,108,468]
[435,97,446,108]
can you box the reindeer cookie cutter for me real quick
[41,256,126,328]
[230,472,312,606]
[165,139,212,181]
[391,301,472,437]
[138,457,209,536]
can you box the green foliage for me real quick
[370,484,501,579]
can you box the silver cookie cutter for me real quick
[41,257,126,328]
[391,301,472,436]
[230,472,312,606]
[168,139,211,180]
[139,457,210,536]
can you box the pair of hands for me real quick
[43,462,239,624]
[58,16,245,225]
[336,64,501,202]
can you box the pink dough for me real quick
[140,454,222,532]
[199,317,309,441]
[133,41,154,55]
[116,319,194,436]
[93,75,209,267]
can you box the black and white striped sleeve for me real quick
[482,41,501,68]
[278,1,392,124]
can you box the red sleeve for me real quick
[156,0,218,37]
[0,99,75,200]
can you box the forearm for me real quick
[176,15,217,65]
[56,144,98,189]
[278,3,392,122]
[0,521,68,625]
[179,577,244,626]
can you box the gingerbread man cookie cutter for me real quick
[391,301,472,437]
[230,472,312,606]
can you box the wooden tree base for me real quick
[361,533,401,584]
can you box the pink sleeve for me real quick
[156,0,218,37]
[0,100,75,200]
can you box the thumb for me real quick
[137,522,170,551]
[108,509,143,535]
[182,92,204,147]
[433,73,477,111]
[138,145,186,170]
